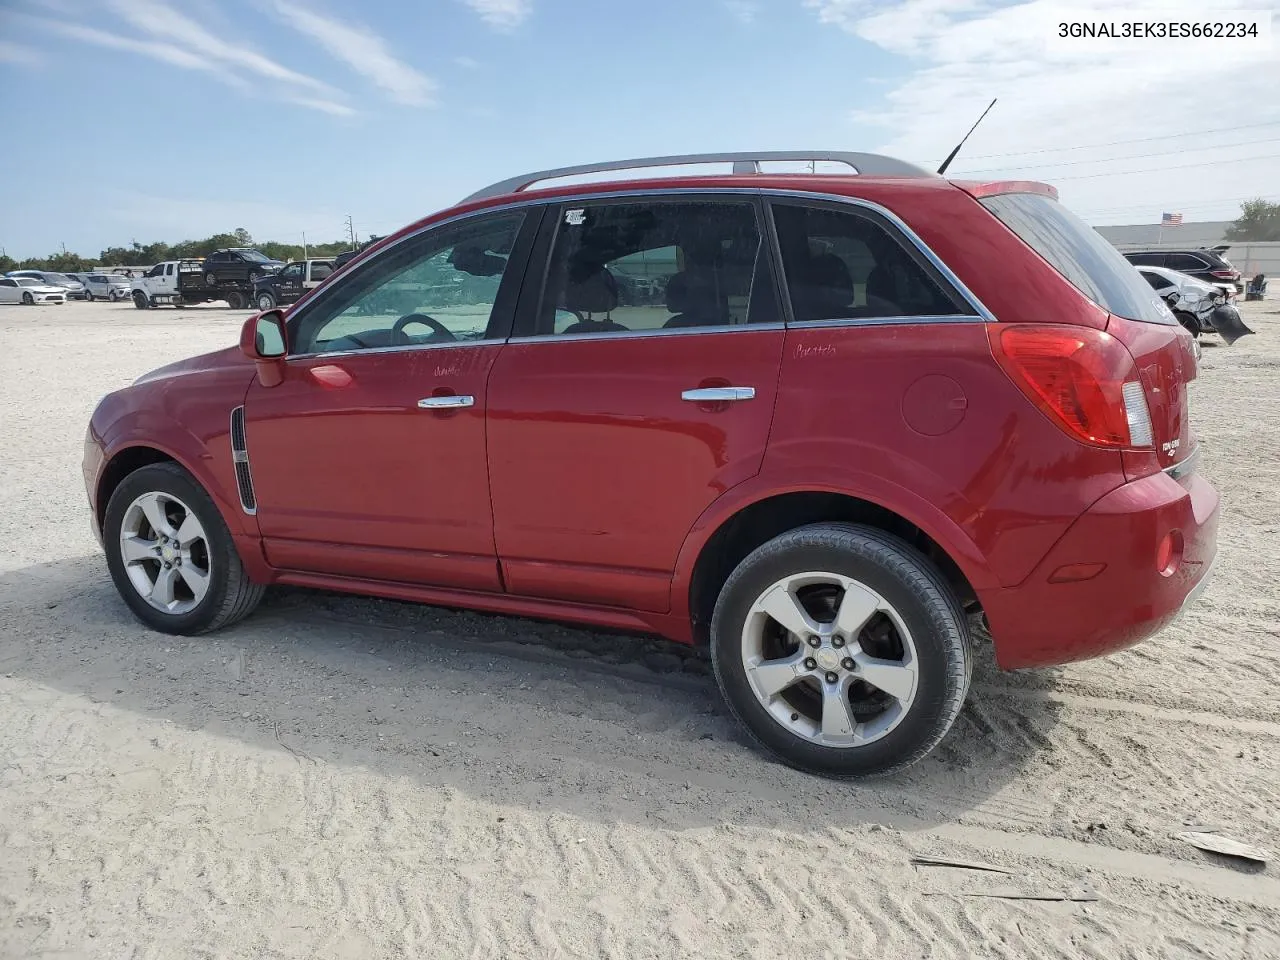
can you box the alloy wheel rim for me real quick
[118,491,212,615]
[740,572,919,748]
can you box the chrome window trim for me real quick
[789,315,984,331]
[284,184,995,361]
[289,337,497,362]
[508,322,787,345]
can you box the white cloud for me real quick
[806,0,1280,223]
[0,39,43,65]
[14,1,355,116]
[19,16,251,85]
[463,0,532,30]
[723,1,759,24]
[269,1,436,106]
[106,0,337,94]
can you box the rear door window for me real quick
[1125,253,1165,266]
[1166,253,1208,272]
[982,193,1173,325]
[529,199,778,336]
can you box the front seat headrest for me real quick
[563,262,619,314]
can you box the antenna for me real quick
[937,98,997,176]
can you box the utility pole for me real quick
[302,231,308,260]
[345,215,356,250]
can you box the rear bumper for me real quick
[981,464,1219,669]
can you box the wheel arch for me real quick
[95,444,177,529]
[679,487,990,646]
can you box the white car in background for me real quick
[85,272,134,301]
[1135,265,1218,312]
[6,270,90,300]
[0,276,67,304]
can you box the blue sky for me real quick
[1,0,1277,259]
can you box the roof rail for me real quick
[461,151,933,203]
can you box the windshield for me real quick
[240,250,272,263]
[981,193,1174,325]
[15,278,40,286]
[50,274,78,284]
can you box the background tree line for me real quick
[0,226,358,274]
[2,199,1276,276]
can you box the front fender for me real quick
[90,364,258,542]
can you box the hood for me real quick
[23,284,66,294]
[131,345,250,385]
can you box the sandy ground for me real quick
[1,298,1278,959]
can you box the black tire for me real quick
[21,292,33,305]
[108,290,118,302]
[132,291,149,309]
[103,462,265,635]
[1175,311,1200,339]
[256,291,277,311]
[226,291,246,310]
[710,523,971,778]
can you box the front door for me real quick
[487,196,785,611]
[276,262,304,301]
[244,209,538,591]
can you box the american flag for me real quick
[1161,212,1183,225]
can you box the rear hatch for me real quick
[973,188,1195,474]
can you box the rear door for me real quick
[486,196,785,611]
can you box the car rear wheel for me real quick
[104,463,264,635]
[226,291,247,310]
[1174,311,1201,338]
[710,523,971,778]
[256,291,277,311]
[21,292,33,305]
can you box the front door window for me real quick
[290,213,526,355]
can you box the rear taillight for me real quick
[1210,269,1237,279]
[988,324,1153,448]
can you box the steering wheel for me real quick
[391,313,455,344]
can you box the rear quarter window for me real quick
[982,193,1173,325]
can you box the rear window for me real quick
[982,193,1173,325]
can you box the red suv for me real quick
[83,152,1218,777]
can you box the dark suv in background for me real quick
[1123,248,1242,293]
[201,248,284,287]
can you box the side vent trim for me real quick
[229,406,257,515]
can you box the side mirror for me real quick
[240,310,287,387]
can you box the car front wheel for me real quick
[256,291,276,311]
[103,462,264,634]
[710,523,971,778]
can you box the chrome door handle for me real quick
[417,395,474,409]
[681,386,755,402]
